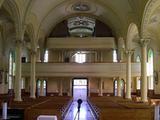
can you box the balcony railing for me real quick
[22,62,141,77]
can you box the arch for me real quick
[35,0,124,39]
[0,0,5,7]
[113,79,125,97]
[126,23,139,50]
[141,0,160,37]
[36,79,47,97]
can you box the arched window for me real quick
[136,56,141,89]
[74,51,86,63]
[113,80,118,96]
[113,49,118,62]
[8,51,15,89]
[147,48,154,90]
[44,50,48,62]
[136,77,141,90]
[37,79,47,96]
[113,79,125,97]
[136,55,141,62]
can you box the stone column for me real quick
[98,78,103,96]
[30,50,36,98]
[0,71,5,94]
[88,79,90,97]
[59,79,63,96]
[117,78,121,97]
[141,39,150,102]
[100,50,103,62]
[14,40,22,101]
[125,50,133,99]
[95,51,98,62]
[40,80,44,96]
[69,79,72,96]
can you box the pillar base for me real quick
[125,95,131,99]
[141,98,148,103]
[30,95,36,99]
[59,93,63,96]
[14,97,22,102]
[98,93,103,96]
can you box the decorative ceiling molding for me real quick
[141,0,159,37]
[66,0,97,14]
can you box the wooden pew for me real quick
[88,96,154,120]
[24,96,72,120]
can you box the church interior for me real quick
[0,0,160,120]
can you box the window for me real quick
[44,50,48,62]
[113,49,117,62]
[8,51,15,89]
[114,80,118,96]
[136,56,141,89]
[136,55,141,62]
[74,51,86,63]
[137,78,141,90]
[147,49,154,90]
[37,80,47,96]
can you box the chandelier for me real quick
[67,16,95,37]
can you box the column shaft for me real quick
[126,50,132,99]
[99,78,103,96]
[69,79,72,96]
[30,51,36,98]
[141,40,148,102]
[88,79,90,97]
[40,80,44,96]
[117,78,121,97]
[59,79,63,96]
[14,41,22,101]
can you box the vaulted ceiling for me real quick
[2,0,160,49]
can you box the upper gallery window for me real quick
[113,49,118,62]
[74,51,86,63]
[44,50,48,62]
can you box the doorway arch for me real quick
[113,79,125,97]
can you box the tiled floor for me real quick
[64,101,95,120]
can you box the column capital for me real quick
[30,49,37,55]
[140,38,150,47]
[125,49,134,56]
[15,40,23,45]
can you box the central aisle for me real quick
[64,101,95,120]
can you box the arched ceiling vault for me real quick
[0,0,150,49]
[142,0,160,46]
[29,0,147,39]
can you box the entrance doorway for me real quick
[73,78,88,101]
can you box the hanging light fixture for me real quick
[67,16,95,37]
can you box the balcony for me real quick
[22,62,141,77]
